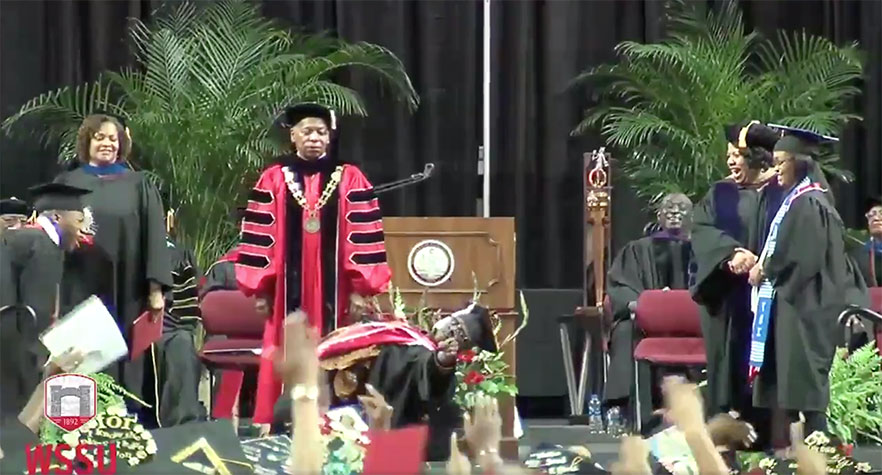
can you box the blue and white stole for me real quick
[748,177,824,383]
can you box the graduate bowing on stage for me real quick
[748,127,853,438]
[0,183,91,419]
[236,103,391,425]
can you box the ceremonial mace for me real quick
[583,149,612,309]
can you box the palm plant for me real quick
[572,0,863,204]
[2,0,418,268]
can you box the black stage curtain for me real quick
[1,0,879,290]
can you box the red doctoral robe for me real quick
[235,157,391,423]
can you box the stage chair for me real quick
[838,287,882,353]
[630,289,705,432]
[199,290,265,416]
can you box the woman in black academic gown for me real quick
[690,121,779,447]
[748,127,852,440]
[54,114,172,402]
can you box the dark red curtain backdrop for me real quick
[1,0,879,289]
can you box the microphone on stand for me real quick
[373,163,435,195]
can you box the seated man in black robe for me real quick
[849,195,882,288]
[604,193,694,422]
[143,212,207,427]
[0,183,91,419]
[0,197,30,234]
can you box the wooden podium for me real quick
[381,217,520,458]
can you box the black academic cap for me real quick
[28,183,91,213]
[866,195,882,211]
[0,197,30,216]
[724,121,749,145]
[445,303,498,353]
[724,120,781,151]
[129,420,251,474]
[770,124,839,156]
[276,103,337,130]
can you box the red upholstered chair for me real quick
[199,290,265,415]
[630,289,705,431]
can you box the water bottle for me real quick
[606,406,624,437]
[587,394,604,433]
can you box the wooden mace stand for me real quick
[382,217,519,459]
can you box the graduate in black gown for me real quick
[53,114,172,404]
[849,196,882,287]
[0,183,91,419]
[0,197,31,234]
[748,127,852,438]
[690,121,780,446]
[604,193,694,416]
[143,210,207,427]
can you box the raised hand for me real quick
[446,433,471,475]
[273,311,320,387]
[463,395,502,457]
[358,384,393,431]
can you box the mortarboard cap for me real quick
[0,197,30,216]
[28,183,91,213]
[128,420,251,474]
[866,195,882,211]
[276,103,337,131]
[523,443,609,474]
[434,303,498,353]
[770,124,839,156]
[724,120,781,151]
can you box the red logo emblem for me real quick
[43,374,98,432]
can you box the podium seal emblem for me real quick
[407,240,455,287]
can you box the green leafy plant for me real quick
[1,0,418,268]
[572,0,863,205]
[453,291,529,410]
[827,344,882,444]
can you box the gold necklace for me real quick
[281,165,343,233]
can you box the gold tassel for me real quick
[166,208,175,234]
[28,210,37,225]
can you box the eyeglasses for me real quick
[867,209,882,219]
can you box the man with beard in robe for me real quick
[849,195,882,288]
[604,192,694,423]
[236,103,391,428]
[690,121,780,449]
[748,126,852,444]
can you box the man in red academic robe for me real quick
[235,103,391,424]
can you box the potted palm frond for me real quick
[2,0,419,268]
[572,0,863,205]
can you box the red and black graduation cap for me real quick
[724,120,781,151]
[28,182,91,212]
[275,103,337,131]
[0,196,30,216]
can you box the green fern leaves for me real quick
[1,0,418,268]
[573,0,863,205]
